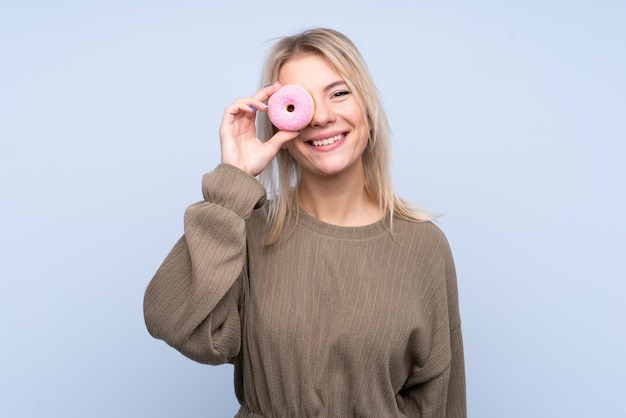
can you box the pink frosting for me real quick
[267,85,314,131]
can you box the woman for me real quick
[144,28,466,417]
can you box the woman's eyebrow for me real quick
[323,80,348,92]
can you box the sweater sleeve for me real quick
[143,164,266,365]
[443,241,467,417]
[399,230,467,417]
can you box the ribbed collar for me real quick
[296,209,391,240]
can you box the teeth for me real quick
[311,134,344,147]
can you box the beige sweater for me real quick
[144,164,466,417]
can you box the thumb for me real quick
[266,130,301,152]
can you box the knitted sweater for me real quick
[144,164,466,417]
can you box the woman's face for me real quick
[278,53,370,180]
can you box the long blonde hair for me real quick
[257,28,433,244]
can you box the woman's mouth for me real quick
[308,133,346,147]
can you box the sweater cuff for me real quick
[201,164,267,218]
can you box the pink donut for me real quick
[267,85,314,131]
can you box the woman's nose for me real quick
[309,98,336,128]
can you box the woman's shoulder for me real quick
[393,218,451,252]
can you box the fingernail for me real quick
[263,83,273,88]
[261,103,268,108]
[248,105,257,111]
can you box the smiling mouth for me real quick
[308,133,346,147]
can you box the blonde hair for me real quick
[257,28,433,244]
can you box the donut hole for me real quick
[286,103,295,112]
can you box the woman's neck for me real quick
[297,171,384,227]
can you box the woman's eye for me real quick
[333,90,350,98]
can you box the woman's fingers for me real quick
[266,130,300,152]
[245,99,268,113]
[251,82,281,103]
[218,83,289,176]
[230,83,281,113]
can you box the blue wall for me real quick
[1,1,624,416]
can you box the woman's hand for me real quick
[219,83,300,177]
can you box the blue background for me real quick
[1,1,625,417]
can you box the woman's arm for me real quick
[143,164,266,364]
[399,229,467,417]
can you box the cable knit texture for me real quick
[144,163,467,417]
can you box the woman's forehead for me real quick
[278,53,344,88]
